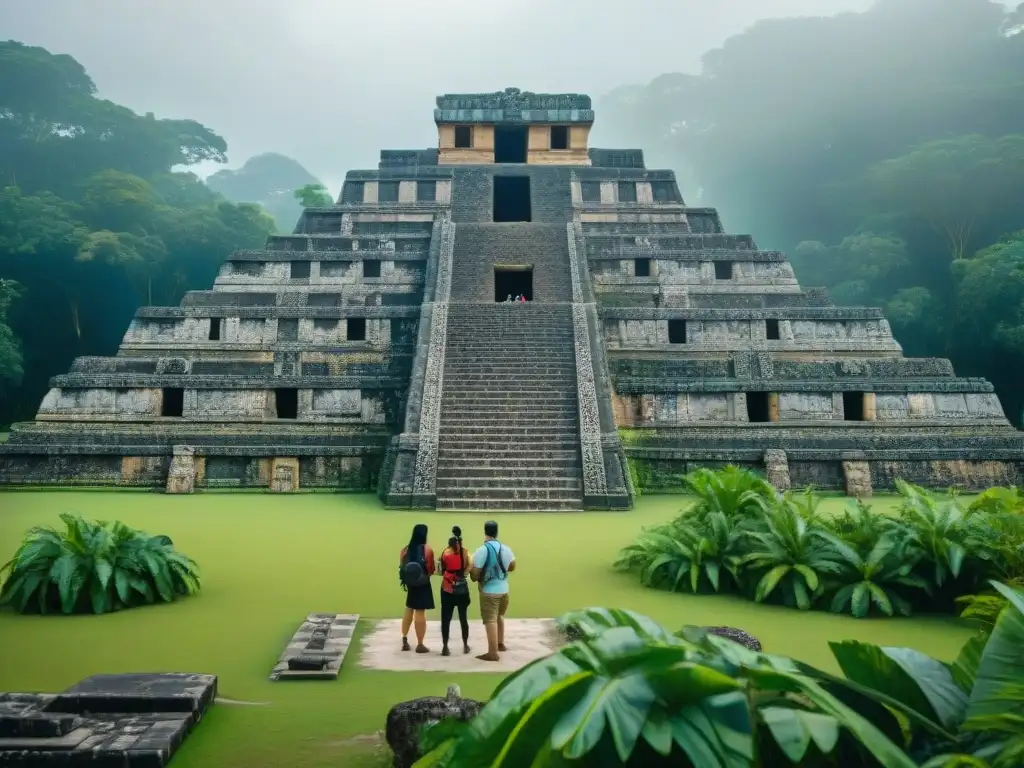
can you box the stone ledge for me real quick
[610,379,996,393]
[135,306,422,319]
[600,307,886,320]
[48,375,410,389]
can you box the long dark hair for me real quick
[448,526,464,568]
[405,523,428,565]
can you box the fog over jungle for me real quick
[3,0,1024,429]
[0,0,891,188]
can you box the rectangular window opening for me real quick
[766,319,780,340]
[454,125,472,149]
[348,317,367,341]
[290,260,311,279]
[363,260,381,278]
[668,319,687,344]
[844,391,866,422]
[495,267,533,302]
[714,261,732,280]
[634,258,651,278]
[274,388,298,419]
[493,176,532,222]
[494,125,528,163]
[746,392,771,423]
[617,182,637,203]
[550,125,569,150]
[208,319,221,341]
[161,387,184,417]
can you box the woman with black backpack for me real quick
[438,526,471,656]
[399,523,435,653]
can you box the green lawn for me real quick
[0,491,975,767]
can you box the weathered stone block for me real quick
[843,460,872,498]
[269,457,300,492]
[764,449,790,491]
[166,446,196,494]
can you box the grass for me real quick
[0,491,976,767]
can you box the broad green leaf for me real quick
[492,671,594,768]
[761,707,839,761]
[671,710,726,767]
[94,557,113,590]
[794,564,819,591]
[966,581,1024,721]
[867,583,894,616]
[561,673,656,761]
[852,582,870,617]
[830,641,967,729]
[949,631,987,693]
[792,578,811,610]
[789,675,919,768]
[706,560,721,591]
[641,710,673,757]
[756,564,791,602]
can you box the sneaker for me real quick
[441,646,451,657]
[415,644,430,654]
[463,643,471,655]
[401,637,411,652]
[498,643,508,652]
[475,653,500,662]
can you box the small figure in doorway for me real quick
[519,294,527,303]
[506,294,513,302]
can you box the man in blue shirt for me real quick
[470,520,516,662]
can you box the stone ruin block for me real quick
[0,673,216,766]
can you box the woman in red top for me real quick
[399,523,435,653]
[439,526,471,656]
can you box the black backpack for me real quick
[400,549,429,588]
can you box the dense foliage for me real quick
[416,593,1024,767]
[0,513,200,614]
[0,41,276,427]
[616,467,1024,619]
[206,152,325,231]
[599,0,1024,424]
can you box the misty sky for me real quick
[4,0,895,189]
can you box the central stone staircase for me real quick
[435,303,584,510]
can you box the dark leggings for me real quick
[440,590,470,646]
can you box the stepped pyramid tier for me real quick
[3,87,1022,502]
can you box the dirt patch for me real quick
[359,618,558,672]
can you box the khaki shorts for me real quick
[479,593,509,624]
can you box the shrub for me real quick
[0,513,200,614]
[417,590,1024,766]
[617,467,1024,620]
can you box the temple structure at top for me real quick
[2,88,1022,507]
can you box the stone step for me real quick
[440,426,579,437]
[436,476,582,490]
[433,487,583,501]
[442,398,578,408]
[440,416,578,427]
[435,498,584,512]
[436,465,578,478]
[436,448,580,461]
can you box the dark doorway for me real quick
[494,125,528,163]
[363,260,381,278]
[291,261,311,279]
[493,176,532,222]
[766,319,780,340]
[495,268,533,301]
[747,392,771,423]
[634,258,651,277]
[348,318,367,341]
[162,387,184,417]
[550,125,569,150]
[715,261,732,280]
[668,320,687,344]
[454,125,472,148]
[275,388,298,419]
[844,391,866,421]
[208,319,221,341]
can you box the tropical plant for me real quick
[614,509,742,594]
[828,534,929,618]
[896,480,981,593]
[415,608,920,767]
[0,513,200,614]
[740,496,844,609]
[827,581,1024,768]
[824,499,899,557]
[681,465,776,522]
